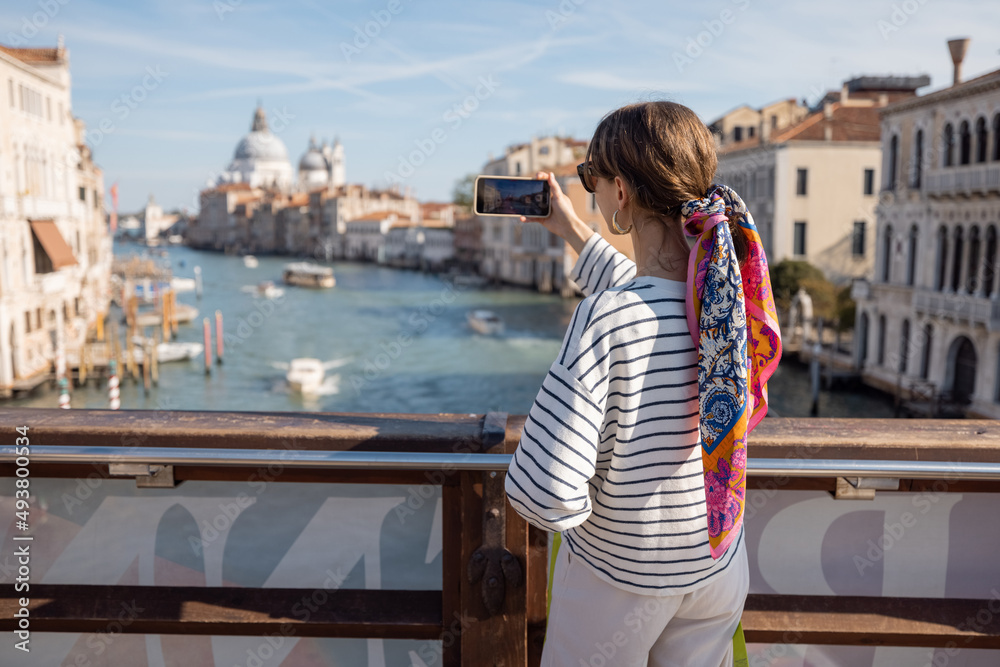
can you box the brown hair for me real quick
[585,101,749,266]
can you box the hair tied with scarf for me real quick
[680,183,782,560]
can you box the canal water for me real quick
[13,240,897,419]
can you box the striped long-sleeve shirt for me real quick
[505,232,744,595]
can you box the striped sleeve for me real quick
[505,297,608,532]
[504,360,606,532]
[570,232,636,296]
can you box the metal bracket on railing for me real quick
[108,463,176,488]
[467,411,523,617]
[834,476,899,500]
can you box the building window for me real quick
[748,126,755,138]
[864,168,875,195]
[943,123,955,167]
[25,312,31,333]
[975,117,988,163]
[911,130,923,189]
[967,226,981,295]
[994,114,1000,161]
[539,146,549,155]
[515,163,522,176]
[793,221,806,256]
[877,315,886,366]
[907,225,918,286]
[78,186,86,202]
[951,227,964,292]
[900,319,910,373]
[852,221,866,257]
[935,226,948,291]
[881,225,893,282]
[771,115,777,129]
[734,127,743,142]
[986,225,998,298]
[796,168,807,196]
[959,120,971,165]
[887,135,898,190]
[920,324,932,380]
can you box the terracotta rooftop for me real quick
[0,45,63,64]
[718,101,882,154]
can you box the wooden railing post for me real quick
[457,411,530,666]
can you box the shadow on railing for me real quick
[2,409,1000,665]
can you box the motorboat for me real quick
[134,302,198,328]
[243,255,259,268]
[287,357,325,394]
[467,310,504,335]
[171,277,196,292]
[283,262,335,288]
[131,338,204,363]
[256,280,284,299]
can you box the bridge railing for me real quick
[2,409,1000,665]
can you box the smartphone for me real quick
[474,176,551,218]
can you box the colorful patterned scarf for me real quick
[681,184,782,560]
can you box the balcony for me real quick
[925,164,1000,198]
[912,287,1000,329]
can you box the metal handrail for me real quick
[3,445,1000,479]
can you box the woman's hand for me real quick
[520,171,596,254]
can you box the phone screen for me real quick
[475,177,551,217]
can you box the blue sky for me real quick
[4,0,1000,212]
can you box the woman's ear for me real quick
[613,175,629,210]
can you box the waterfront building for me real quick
[453,213,483,274]
[855,38,1000,418]
[345,211,399,262]
[711,75,928,286]
[383,220,455,271]
[0,42,112,395]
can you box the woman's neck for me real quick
[629,211,689,281]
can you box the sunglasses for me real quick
[577,162,596,194]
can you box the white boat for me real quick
[283,262,335,288]
[467,309,504,335]
[171,277,196,292]
[134,302,198,328]
[131,340,204,363]
[168,234,184,245]
[243,255,259,268]
[256,280,284,299]
[286,357,325,394]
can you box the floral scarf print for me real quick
[681,184,782,559]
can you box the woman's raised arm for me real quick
[522,172,636,296]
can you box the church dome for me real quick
[299,139,329,172]
[232,106,289,162]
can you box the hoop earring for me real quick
[612,209,633,235]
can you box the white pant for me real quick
[542,535,749,667]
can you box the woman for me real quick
[504,101,781,666]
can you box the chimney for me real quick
[841,82,849,102]
[947,37,970,86]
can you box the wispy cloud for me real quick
[558,71,713,93]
